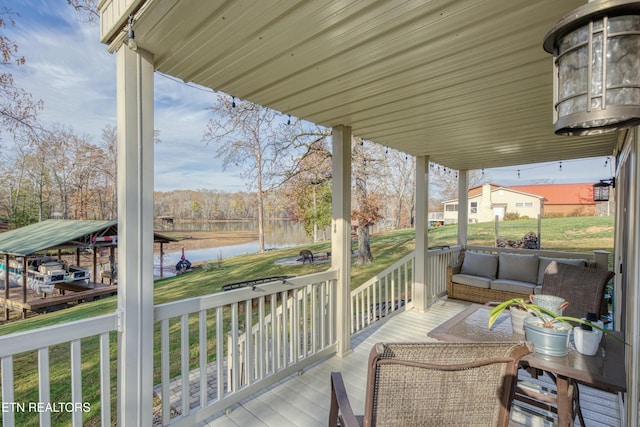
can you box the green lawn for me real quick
[0,216,614,426]
[0,216,614,335]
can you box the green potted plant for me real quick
[488,296,625,356]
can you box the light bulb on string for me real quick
[604,157,610,167]
[127,15,137,50]
[559,161,562,171]
[231,96,236,108]
[287,115,291,125]
[517,169,520,178]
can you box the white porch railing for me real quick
[0,313,118,427]
[349,246,463,335]
[153,270,337,426]
[350,252,415,334]
[426,246,462,304]
[2,244,606,426]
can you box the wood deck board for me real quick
[200,299,622,427]
[0,283,116,312]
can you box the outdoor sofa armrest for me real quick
[450,261,462,275]
[329,372,360,427]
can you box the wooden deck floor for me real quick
[197,299,623,427]
[0,281,117,319]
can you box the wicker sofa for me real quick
[447,250,590,304]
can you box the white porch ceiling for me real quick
[100,0,619,171]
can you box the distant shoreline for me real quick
[155,230,259,254]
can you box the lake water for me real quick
[156,220,318,267]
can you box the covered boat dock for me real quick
[0,220,176,320]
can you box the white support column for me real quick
[331,126,352,357]
[116,45,155,426]
[626,131,640,427]
[457,170,469,247]
[414,155,429,312]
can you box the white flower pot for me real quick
[509,306,533,335]
[574,324,603,356]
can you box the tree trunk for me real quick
[357,224,373,265]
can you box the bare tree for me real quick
[66,0,99,23]
[375,147,415,228]
[352,138,383,265]
[429,163,488,210]
[204,96,291,252]
[0,5,43,139]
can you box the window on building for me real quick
[515,202,534,207]
[470,202,477,213]
[445,204,458,212]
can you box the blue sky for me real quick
[5,1,245,192]
[4,1,614,193]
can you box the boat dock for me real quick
[1,281,117,320]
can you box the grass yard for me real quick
[0,216,614,426]
[0,216,614,334]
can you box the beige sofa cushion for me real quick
[498,253,539,284]
[491,279,537,295]
[460,252,498,279]
[452,274,492,289]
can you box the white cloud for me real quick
[5,1,244,192]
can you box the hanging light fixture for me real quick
[593,178,615,201]
[543,1,640,136]
[126,15,137,51]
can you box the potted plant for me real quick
[505,295,567,335]
[488,296,625,356]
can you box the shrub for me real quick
[503,211,521,221]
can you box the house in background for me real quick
[443,183,544,224]
[443,182,606,224]
[510,183,598,216]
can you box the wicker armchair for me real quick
[329,341,532,427]
[541,261,614,318]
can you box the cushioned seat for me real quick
[491,279,537,294]
[451,274,492,289]
[460,251,498,279]
[447,250,596,304]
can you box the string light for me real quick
[517,169,520,178]
[287,115,291,125]
[231,96,236,108]
[385,147,389,154]
[482,168,485,176]
[482,157,609,178]
[604,157,610,167]
[127,15,137,51]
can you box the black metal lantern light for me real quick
[543,1,640,136]
[593,178,615,201]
